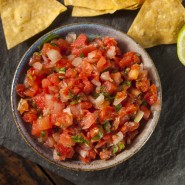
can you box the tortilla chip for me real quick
[72,7,116,17]
[65,0,144,11]
[1,0,67,49]
[127,0,185,48]
[0,0,2,13]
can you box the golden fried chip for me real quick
[72,7,116,17]
[1,0,67,49]
[65,0,144,11]
[127,0,185,48]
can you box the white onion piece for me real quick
[134,110,144,123]
[72,57,82,67]
[67,54,75,60]
[45,137,55,147]
[106,46,116,59]
[46,49,62,64]
[63,107,72,115]
[65,32,76,43]
[33,62,42,70]
[53,149,60,160]
[88,51,96,59]
[113,132,124,145]
[88,96,96,104]
[45,94,53,101]
[100,71,113,82]
[43,108,50,116]
[113,97,125,106]
[95,94,104,107]
[52,133,60,142]
[151,104,161,112]
[79,149,88,158]
[91,79,101,87]
[131,88,141,96]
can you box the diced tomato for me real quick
[111,72,122,85]
[17,99,29,114]
[33,93,45,110]
[55,144,74,160]
[79,101,92,109]
[72,44,96,56]
[81,112,96,129]
[31,121,41,136]
[59,133,74,147]
[140,105,151,120]
[99,106,117,123]
[71,34,87,48]
[41,43,60,56]
[47,73,60,85]
[37,115,52,131]
[55,112,73,129]
[42,78,52,89]
[23,111,37,123]
[90,126,100,138]
[144,84,158,105]
[16,84,26,97]
[119,52,140,68]
[125,122,140,132]
[103,81,117,94]
[52,38,70,54]
[99,150,111,160]
[65,68,77,78]
[136,78,150,92]
[83,80,94,94]
[24,84,39,97]
[97,56,107,72]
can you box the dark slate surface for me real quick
[1,1,185,185]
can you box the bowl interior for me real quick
[11,23,162,171]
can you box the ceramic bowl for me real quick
[11,23,162,171]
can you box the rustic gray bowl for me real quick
[11,23,162,171]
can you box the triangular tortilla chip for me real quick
[127,0,185,48]
[65,0,144,11]
[1,0,67,49]
[72,7,116,17]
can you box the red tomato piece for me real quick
[144,84,158,105]
[58,133,75,147]
[140,105,151,120]
[55,112,73,129]
[103,81,117,94]
[16,84,26,98]
[99,106,117,123]
[41,43,60,56]
[71,33,87,48]
[83,80,94,94]
[97,56,107,72]
[55,144,74,160]
[81,112,96,129]
[33,93,45,110]
[37,115,52,131]
[23,111,37,123]
[24,84,39,97]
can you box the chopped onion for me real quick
[63,107,72,115]
[45,94,53,101]
[112,132,124,145]
[45,137,55,147]
[100,71,113,82]
[79,149,88,158]
[65,32,76,43]
[88,51,96,59]
[46,49,62,64]
[91,78,101,86]
[72,57,82,67]
[53,149,60,160]
[134,110,144,123]
[67,54,75,60]
[106,46,116,59]
[52,133,60,142]
[95,94,104,106]
[113,96,126,106]
[33,62,42,70]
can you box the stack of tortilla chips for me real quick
[0,0,66,49]
[64,0,145,17]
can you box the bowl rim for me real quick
[11,22,162,171]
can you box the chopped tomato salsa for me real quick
[16,33,159,162]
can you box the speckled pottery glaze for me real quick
[11,23,162,171]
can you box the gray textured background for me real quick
[1,1,185,185]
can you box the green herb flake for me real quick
[80,53,84,58]
[33,52,40,56]
[38,33,60,50]
[92,127,103,141]
[72,135,89,145]
[118,142,125,150]
[27,74,33,80]
[114,103,122,112]
[125,81,131,87]
[50,43,57,47]
[56,67,66,74]
[70,100,78,105]
[112,145,119,154]
[136,53,141,57]
[57,151,61,156]
[41,131,46,138]
[103,121,111,133]
[142,100,148,106]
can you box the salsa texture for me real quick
[16,33,158,162]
